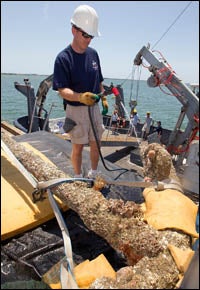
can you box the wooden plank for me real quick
[1,121,25,136]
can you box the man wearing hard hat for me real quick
[53,5,108,179]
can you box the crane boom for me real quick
[134,45,199,156]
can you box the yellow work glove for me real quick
[101,96,109,109]
[78,92,97,106]
[101,95,109,115]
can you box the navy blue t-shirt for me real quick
[53,45,104,106]
[156,126,163,135]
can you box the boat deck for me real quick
[56,127,141,147]
[2,127,144,283]
[1,124,199,286]
[12,130,144,203]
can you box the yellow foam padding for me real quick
[140,202,146,212]
[142,188,199,238]
[1,142,68,241]
[168,244,194,273]
[46,260,91,289]
[45,254,116,289]
[74,254,116,288]
[48,283,60,289]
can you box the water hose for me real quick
[88,102,129,180]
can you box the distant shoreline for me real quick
[1,73,135,81]
[1,73,48,76]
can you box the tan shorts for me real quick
[142,124,150,134]
[66,103,105,144]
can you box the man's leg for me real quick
[145,128,150,140]
[141,130,145,139]
[71,143,84,175]
[89,140,100,170]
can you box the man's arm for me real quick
[58,88,97,106]
[100,82,104,94]
[58,88,80,102]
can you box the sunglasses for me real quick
[74,26,94,39]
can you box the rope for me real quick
[108,2,194,120]
[143,49,183,98]
[120,71,132,86]
[120,65,141,111]
[129,65,136,102]
[135,65,142,102]
[152,1,193,49]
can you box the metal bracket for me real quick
[32,177,94,203]
[32,188,47,203]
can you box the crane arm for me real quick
[134,45,199,154]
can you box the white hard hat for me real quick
[71,5,100,37]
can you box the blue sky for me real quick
[1,1,199,83]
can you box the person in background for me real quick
[118,116,126,129]
[52,4,108,179]
[147,120,163,144]
[141,111,154,140]
[128,109,140,137]
[155,120,163,141]
[110,109,119,135]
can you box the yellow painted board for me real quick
[1,143,68,241]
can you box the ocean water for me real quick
[1,73,189,130]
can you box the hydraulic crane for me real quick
[134,45,199,161]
